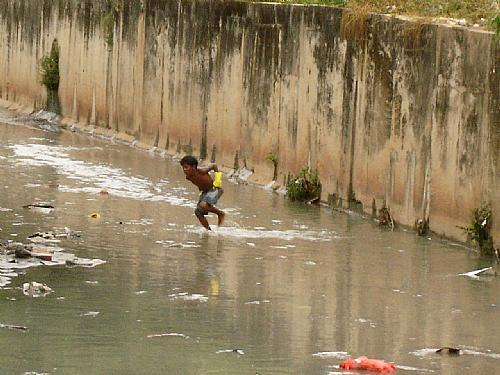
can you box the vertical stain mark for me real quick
[405,150,416,217]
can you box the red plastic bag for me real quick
[339,356,397,373]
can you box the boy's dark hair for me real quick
[180,155,198,167]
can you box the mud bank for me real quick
[0,0,498,246]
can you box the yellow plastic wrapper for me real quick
[213,171,222,188]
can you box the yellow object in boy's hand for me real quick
[213,171,222,188]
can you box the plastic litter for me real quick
[213,171,223,188]
[23,281,53,297]
[339,356,396,373]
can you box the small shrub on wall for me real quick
[286,167,322,202]
[40,41,59,91]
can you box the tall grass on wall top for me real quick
[286,167,322,202]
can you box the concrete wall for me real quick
[0,0,498,245]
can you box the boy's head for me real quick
[180,155,198,176]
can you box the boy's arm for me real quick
[198,163,218,173]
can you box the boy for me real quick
[180,155,225,230]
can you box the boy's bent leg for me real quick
[199,201,225,226]
[195,207,211,230]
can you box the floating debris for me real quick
[66,258,106,268]
[216,349,245,355]
[395,365,434,372]
[28,228,80,242]
[312,351,349,359]
[168,292,208,302]
[89,212,101,219]
[0,276,11,287]
[339,356,396,372]
[0,322,28,331]
[22,203,55,214]
[80,311,100,317]
[378,206,395,230]
[23,282,53,297]
[411,347,500,359]
[1,241,106,287]
[436,347,461,356]
[245,300,270,305]
[147,332,189,339]
[459,267,496,279]
[15,247,32,258]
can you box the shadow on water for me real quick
[0,115,499,374]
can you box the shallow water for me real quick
[0,113,498,375]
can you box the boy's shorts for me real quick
[196,188,223,215]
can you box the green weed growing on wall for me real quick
[286,167,322,202]
[39,41,59,91]
[101,11,115,48]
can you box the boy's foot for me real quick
[217,212,225,226]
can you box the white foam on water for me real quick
[216,349,245,355]
[80,311,100,317]
[0,276,11,287]
[193,225,337,242]
[312,351,349,359]
[411,348,500,359]
[396,365,435,372]
[168,292,208,302]
[11,143,195,208]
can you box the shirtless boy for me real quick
[180,155,225,230]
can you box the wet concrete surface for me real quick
[0,110,499,374]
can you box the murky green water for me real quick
[0,112,498,375]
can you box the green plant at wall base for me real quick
[39,42,59,91]
[286,167,322,202]
[462,205,495,256]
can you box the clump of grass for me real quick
[286,167,321,202]
[340,5,370,42]
[272,0,346,5]
[490,14,500,39]
[402,17,428,50]
[461,204,496,257]
[39,40,59,91]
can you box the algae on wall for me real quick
[0,0,498,247]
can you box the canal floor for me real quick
[0,111,498,374]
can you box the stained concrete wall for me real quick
[0,0,498,245]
